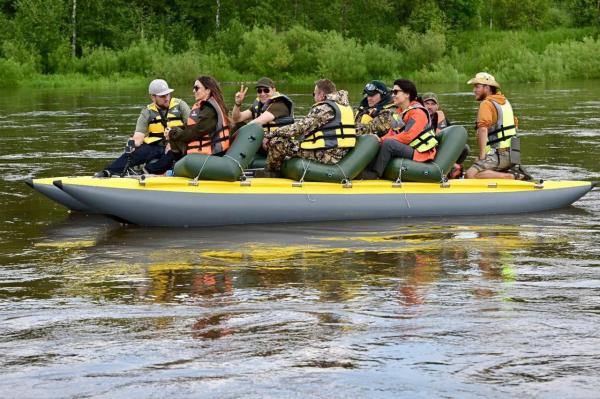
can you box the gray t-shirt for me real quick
[134,98,191,134]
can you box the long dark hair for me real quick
[393,79,423,104]
[197,75,230,122]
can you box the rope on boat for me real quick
[297,159,317,202]
[223,154,246,178]
[190,154,212,186]
[430,161,450,187]
[299,159,311,183]
[333,163,352,188]
[430,161,444,181]
[394,159,404,187]
[393,159,411,209]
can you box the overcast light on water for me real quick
[1,81,599,398]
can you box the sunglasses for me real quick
[391,89,403,95]
[256,87,270,94]
[193,85,203,92]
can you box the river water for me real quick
[1,81,599,398]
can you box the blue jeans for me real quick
[104,143,178,175]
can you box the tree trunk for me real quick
[71,0,76,57]
[216,0,220,30]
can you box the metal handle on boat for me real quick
[240,175,251,187]
[534,179,544,189]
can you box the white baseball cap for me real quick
[148,79,174,96]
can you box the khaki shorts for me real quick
[470,150,511,173]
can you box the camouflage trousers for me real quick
[265,136,349,171]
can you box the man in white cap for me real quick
[465,72,531,180]
[94,79,191,177]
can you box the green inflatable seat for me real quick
[174,124,264,181]
[248,153,267,169]
[382,125,468,182]
[281,135,380,182]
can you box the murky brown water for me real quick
[1,82,599,398]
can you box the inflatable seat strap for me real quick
[223,154,245,177]
[299,159,312,183]
[191,154,213,185]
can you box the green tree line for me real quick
[0,0,599,86]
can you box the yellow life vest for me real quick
[390,103,438,152]
[300,100,357,150]
[359,113,374,124]
[145,98,185,144]
[486,98,517,152]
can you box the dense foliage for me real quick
[0,0,599,86]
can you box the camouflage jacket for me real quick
[264,90,351,140]
[356,106,395,137]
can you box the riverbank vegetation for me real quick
[0,0,599,87]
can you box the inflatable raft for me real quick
[25,123,465,210]
[26,177,98,214]
[29,175,596,227]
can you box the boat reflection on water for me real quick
[30,213,580,312]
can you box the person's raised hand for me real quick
[234,84,248,106]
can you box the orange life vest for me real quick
[186,97,230,155]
